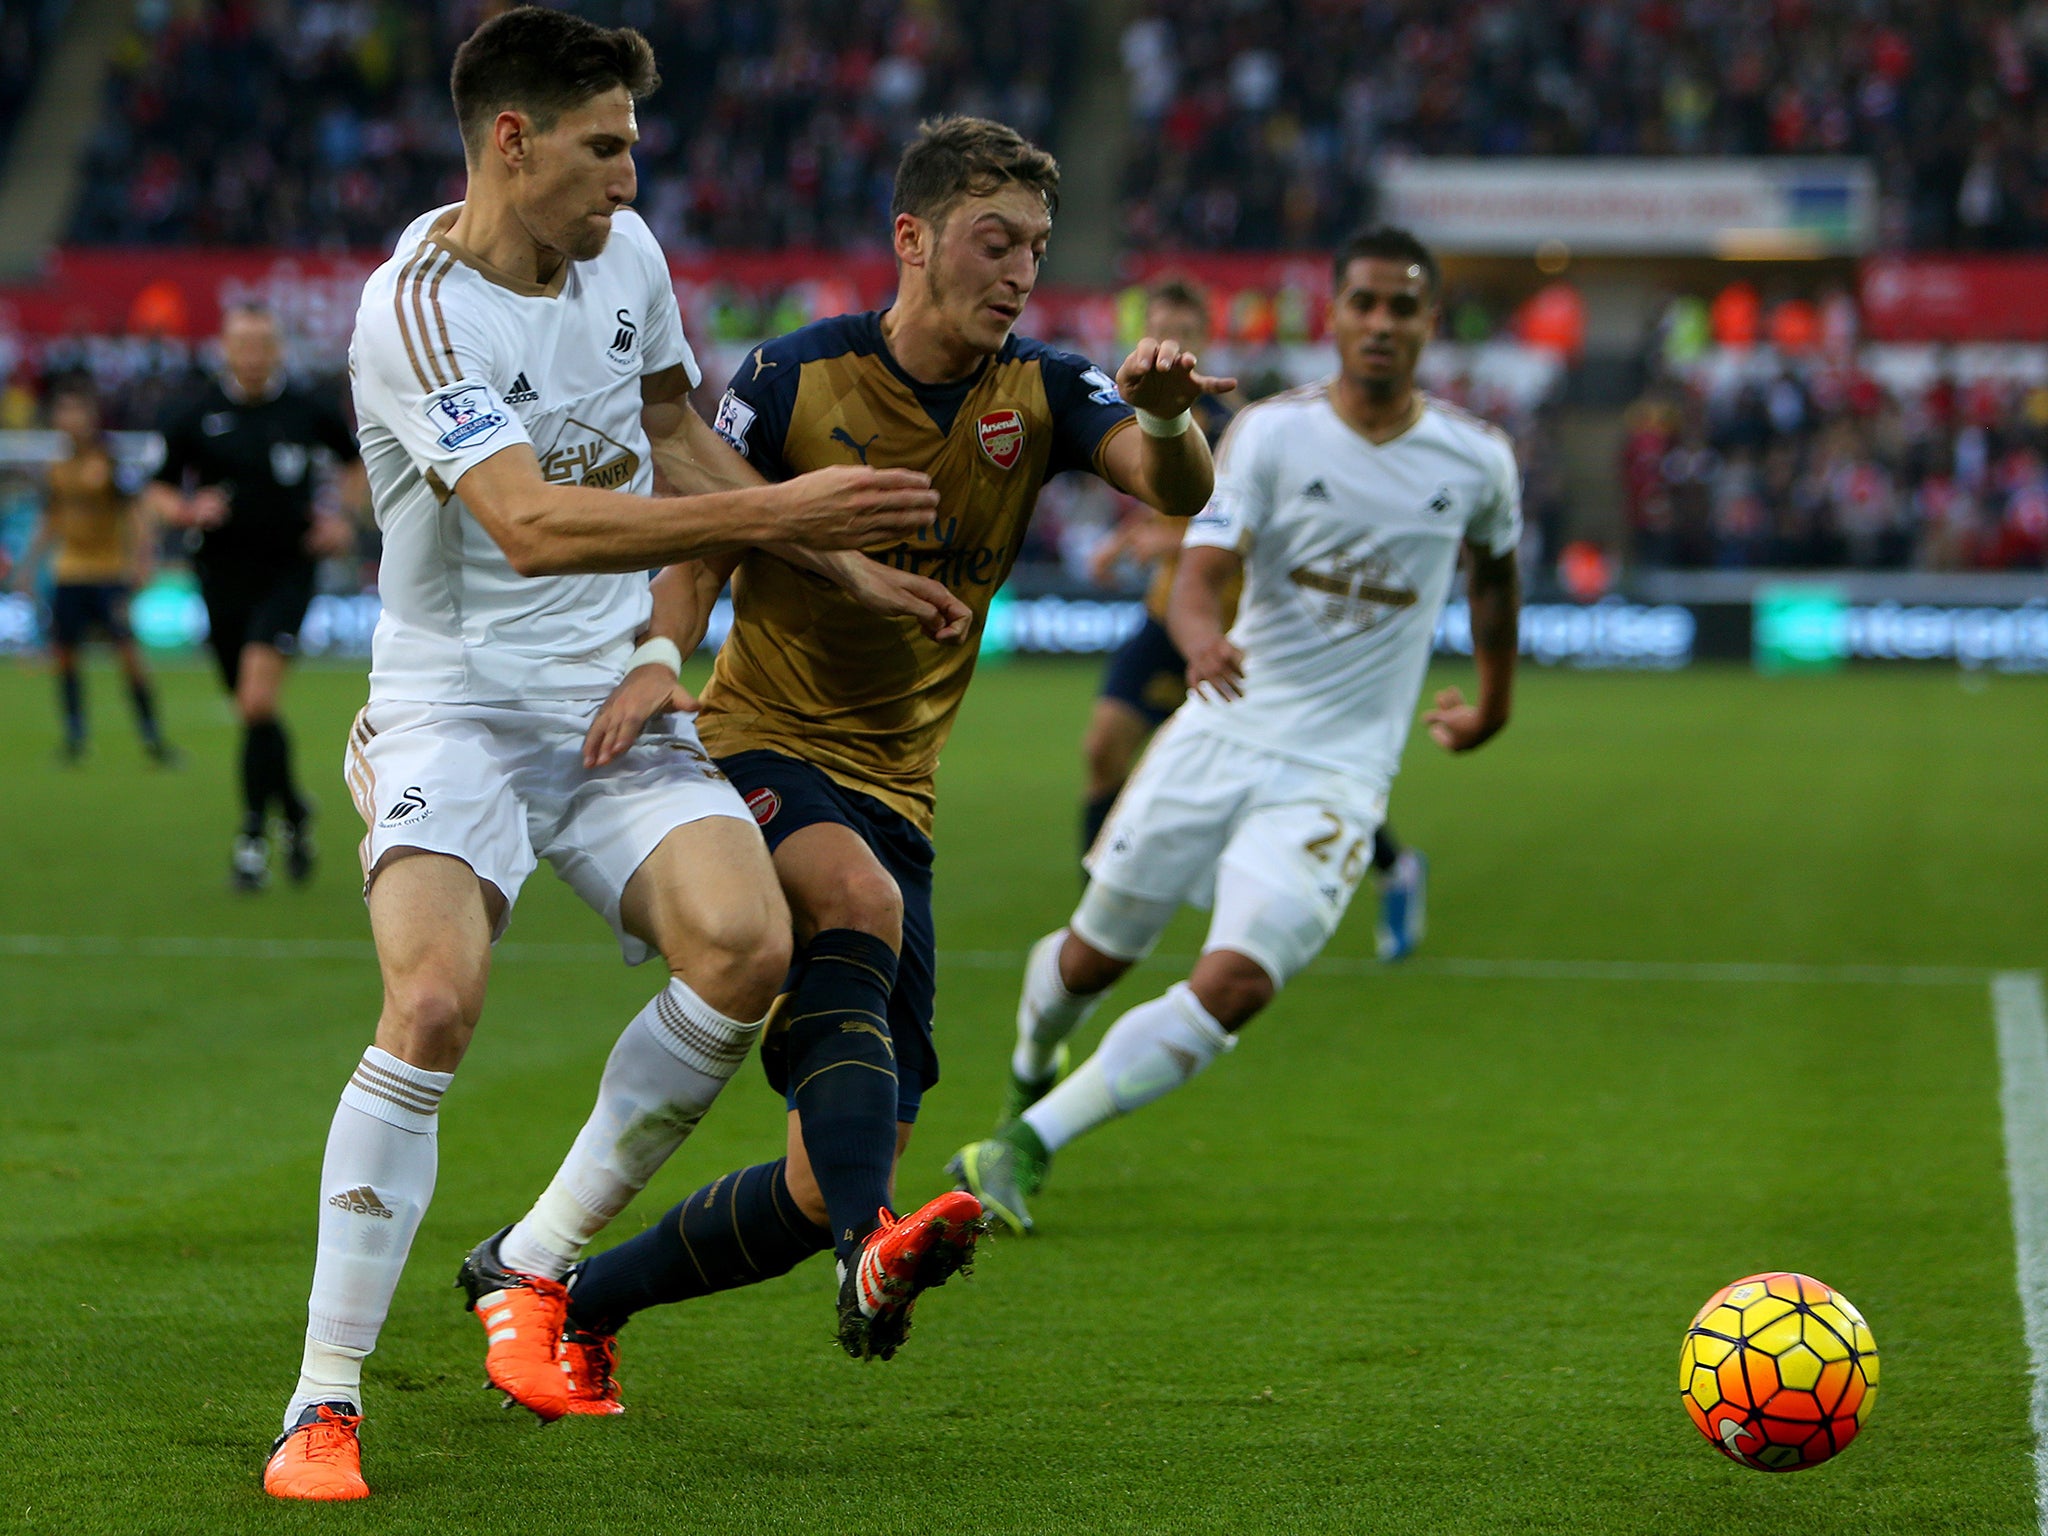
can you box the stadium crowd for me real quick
[1119,0,2048,251]
[1623,356,2048,572]
[72,0,1074,251]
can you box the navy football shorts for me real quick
[717,748,938,1123]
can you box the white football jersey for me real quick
[1178,382,1522,791]
[349,205,698,704]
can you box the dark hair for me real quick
[1146,277,1209,316]
[1332,226,1440,297]
[46,373,96,406]
[891,116,1060,229]
[451,6,659,158]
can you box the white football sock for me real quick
[1022,981,1234,1153]
[498,976,765,1280]
[1012,929,1107,1082]
[285,1046,451,1429]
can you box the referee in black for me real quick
[149,305,363,891]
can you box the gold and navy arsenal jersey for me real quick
[45,444,136,584]
[698,310,1135,831]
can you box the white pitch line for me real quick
[1995,970,2048,1535]
[0,932,2006,986]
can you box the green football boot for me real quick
[996,1042,1068,1130]
[946,1122,1050,1237]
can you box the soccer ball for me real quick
[1679,1271,1878,1471]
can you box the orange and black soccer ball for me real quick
[1679,1272,1878,1471]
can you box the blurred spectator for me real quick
[1625,335,2048,572]
[72,0,1076,252]
[1120,0,2048,252]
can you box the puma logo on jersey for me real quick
[505,372,539,404]
[831,427,881,464]
[751,348,777,380]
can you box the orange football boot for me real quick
[837,1190,986,1360]
[263,1403,369,1501]
[455,1228,572,1421]
[561,1323,626,1416]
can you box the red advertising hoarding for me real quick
[1860,256,2048,342]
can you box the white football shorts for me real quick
[344,698,753,963]
[1079,715,1388,987]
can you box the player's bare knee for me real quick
[1188,951,1275,1031]
[376,975,478,1064]
[672,911,792,1020]
[1059,930,1130,996]
[809,865,903,949]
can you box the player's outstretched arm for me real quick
[454,444,938,577]
[640,372,970,641]
[1100,338,1235,518]
[1426,544,1520,753]
[1167,543,1247,702]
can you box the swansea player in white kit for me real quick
[951,228,1523,1233]
[264,10,946,1501]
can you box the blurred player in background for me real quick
[263,9,944,1502]
[1082,281,1429,981]
[148,306,364,890]
[508,115,1227,1400]
[953,228,1521,1235]
[11,379,174,764]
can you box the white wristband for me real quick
[627,637,683,678]
[1135,407,1193,438]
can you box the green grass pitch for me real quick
[2,654,2044,1534]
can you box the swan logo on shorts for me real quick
[744,787,780,826]
[425,386,509,453]
[381,785,430,827]
[977,409,1026,471]
[1287,543,1418,639]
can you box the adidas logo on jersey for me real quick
[1302,479,1331,501]
[329,1186,395,1218]
[505,372,538,405]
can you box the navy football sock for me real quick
[565,1159,829,1332]
[127,675,161,746]
[1372,823,1402,873]
[58,666,84,748]
[785,928,902,1260]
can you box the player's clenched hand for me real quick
[1115,337,1237,420]
[1424,686,1505,753]
[584,663,699,769]
[776,465,939,550]
[836,556,973,643]
[1185,634,1246,702]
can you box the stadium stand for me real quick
[0,0,67,166]
[1623,346,2048,572]
[1118,0,2048,251]
[70,0,1077,251]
